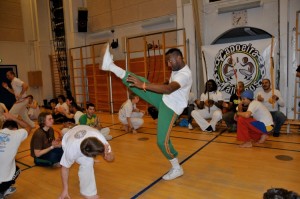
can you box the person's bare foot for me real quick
[239,141,253,148]
[132,129,138,134]
[257,134,268,144]
[123,125,129,132]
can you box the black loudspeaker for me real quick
[78,9,88,32]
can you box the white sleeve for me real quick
[276,90,285,107]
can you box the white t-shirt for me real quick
[11,77,26,99]
[200,91,223,111]
[162,65,193,115]
[118,99,136,121]
[247,100,274,126]
[60,125,111,168]
[255,89,285,112]
[74,111,84,124]
[55,102,69,114]
[0,128,27,183]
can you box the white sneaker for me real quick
[4,187,16,197]
[100,43,114,71]
[162,167,184,180]
[188,123,193,130]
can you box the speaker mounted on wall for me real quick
[78,8,88,32]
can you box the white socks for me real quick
[169,158,181,169]
[110,63,126,79]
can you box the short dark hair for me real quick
[2,120,18,130]
[86,103,95,109]
[129,93,138,100]
[50,98,58,104]
[204,79,218,93]
[57,95,66,102]
[7,71,15,76]
[38,112,52,128]
[165,48,183,58]
[80,137,105,157]
[263,188,300,199]
[27,95,33,99]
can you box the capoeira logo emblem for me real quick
[213,43,266,95]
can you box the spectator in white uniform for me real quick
[119,93,144,134]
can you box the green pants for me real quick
[122,71,178,159]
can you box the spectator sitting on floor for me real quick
[27,95,40,120]
[79,103,112,141]
[119,93,144,134]
[30,112,63,167]
[235,90,274,148]
[191,79,223,132]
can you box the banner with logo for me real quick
[202,38,275,100]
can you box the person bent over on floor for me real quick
[119,93,144,134]
[235,90,274,148]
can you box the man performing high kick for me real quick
[100,44,192,180]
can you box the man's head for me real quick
[28,95,33,103]
[50,98,58,109]
[66,96,74,106]
[2,120,18,130]
[241,90,254,106]
[6,71,15,81]
[38,112,54,128]
[237,81,245,94]
[205,79,218,93]
[80,137,105,157]
[165,48,185,71]
[57,95,66,104]
[262,79,271,91]
[129,93,139,104]
[69,102,81,113]
[86,103,96,117]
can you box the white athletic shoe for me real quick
[162,167,184,180]
[100,43,114,71]
[188,123,193,130]
[3,187,16,197]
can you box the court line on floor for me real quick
[130,129,226,199]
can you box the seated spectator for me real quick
[235,90,274,148]
[30,112,63,167]
[0,113,28,198]
[27,95,40,120]
[222,81,245,132]
[119,93,144,134]
[53,95,68,124]
[79,103,112,141]
[69,102,84,124]
[256,78,286,137]
[191,79,223,132]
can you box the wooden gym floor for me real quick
[12,112,300,199]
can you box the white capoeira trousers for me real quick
[119,112,144,130]
[191,108,222,131]
[10,98,35,128]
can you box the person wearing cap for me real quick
[256,79,286,137]
[235,90,274,148]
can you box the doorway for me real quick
[0,65,17,110]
